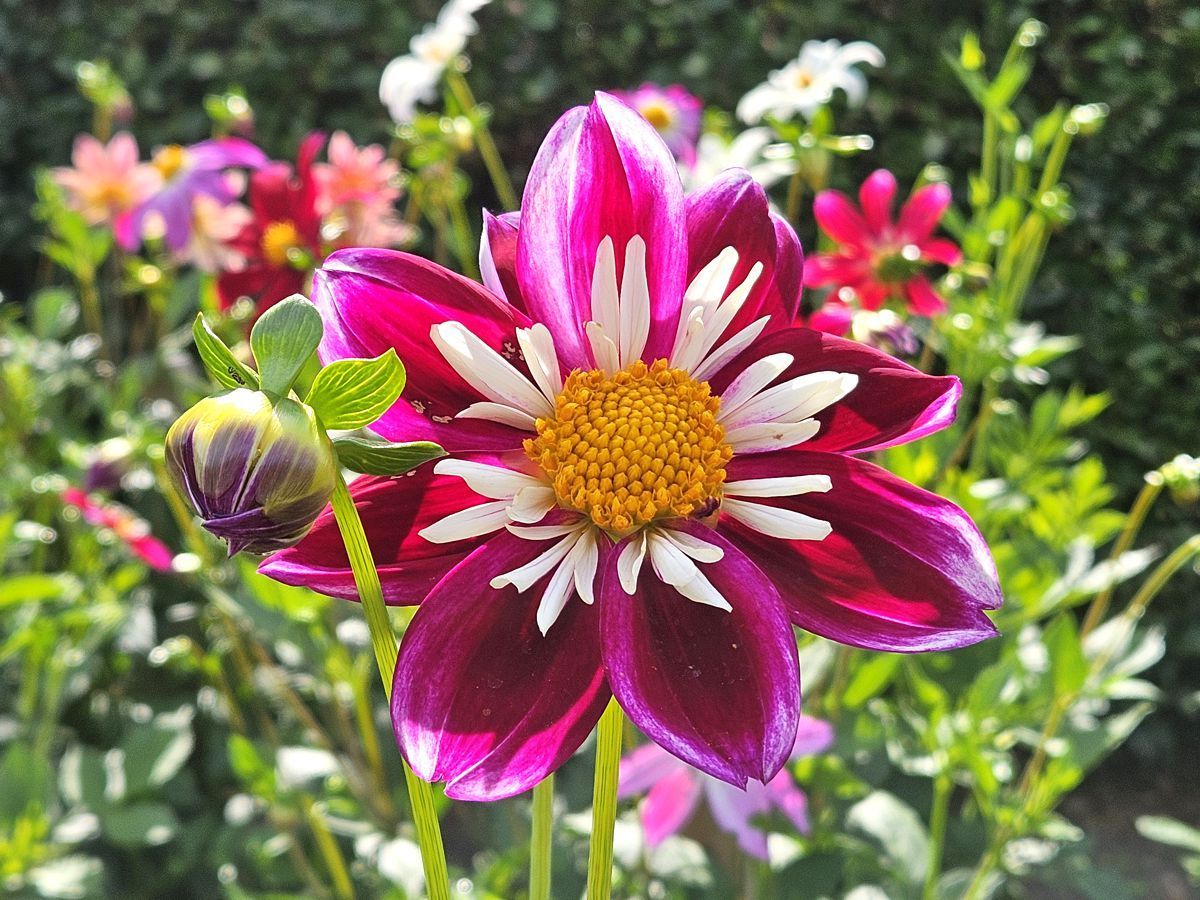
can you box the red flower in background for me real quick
[803,169,961,316]
[217,132,326,314]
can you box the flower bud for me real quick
[165,389,337,555]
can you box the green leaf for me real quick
[0,744,54,821]
[1045,613,1088,697]
[845,791,930,886]
[100,802,179,847]
[249,295,323,397]
[841,653,900,709]
[193,314,259,389]
[306,349,407,430]
[120,708,195,795]
[333,436,445,476]
[0,573,70,608]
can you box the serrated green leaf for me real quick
[192,314,259,389]
[333,436,445,476]
[306,349,406,430]
[250,295,323,397]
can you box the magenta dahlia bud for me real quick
[165,389,337,555]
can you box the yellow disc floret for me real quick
[261,221,302,267]
[525,359,732,534]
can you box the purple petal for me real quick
[722,451,1001,652]
[763,772,812,835]
[516,93,687,368]
[618,742,684,798]
[601,520,800,787]
[393,533,611,801]
[188,137,269,171]
[791,716,835,758]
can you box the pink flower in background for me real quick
[181,196,254,273]
[619,716,834,859]
[53,132,161,250]
[613,83,703,165]
[61,487,174,572]
[263,93,1000,802]
[314,131,411,248]
[804,169,961,316]
[131,138,267,252]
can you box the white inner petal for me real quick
[724,474,833,498]
[721,371,858,431]
[507,484,557,524]
[659,528,725,563]
[456,402,538,431]
[418,500,512,544]
[431,321,553,419]
[690,315,770,383]
[516,323,563,403]
[585,321,621,374]
[722,497,832,541]
[670,248,767,374]
[617,530,649,595]
[717,353,795,418]
[433,459,543,500]
[723,419,822,454]
[647,532,732,610]
[618,235,651,367]
[489,531,579,592]
[589,236,620,340]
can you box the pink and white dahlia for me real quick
[262,94,1000,801]
[611,83,703,165]
[53,132,161,250]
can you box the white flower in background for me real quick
[379,0,492,124]
[683,127,796,193]
[737,40,885,124]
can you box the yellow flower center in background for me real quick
[792,69,815,89]
[525,359,732,534]
[639,101,674,132]
[261,221,303,267]
[152,144,189,180]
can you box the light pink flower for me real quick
[612,83,703,165]
[619,716,834,859]
[313,131,410,248]
[181,196,253,273]
[62,487,174,572]
[53,132,161,250]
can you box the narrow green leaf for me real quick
[841,653,899,709]
[249,295,323,397]
[1045,613,1088,697]
[192,314,259,390]
[306,349,407,430]
[333,436,445,476]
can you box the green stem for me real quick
[301,796,355,900]
[785,169,805,227]
[329,474,450,900]
[922,774,952,900]
[1080,473,1164,638]
[586,700,624,899]
[446,184,482,282]
[445,70,518,210]
[529,775,555,900]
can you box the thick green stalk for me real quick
[529,775,555,900]
[586,700,625,899]
[330,475,450,900]
[445,70,518,210]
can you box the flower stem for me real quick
[586,700,624,899]
[445,70,518,210]
[922,774,952,900]
[529,774,555,900]
[300,796,355,900]
[329,474,450,900]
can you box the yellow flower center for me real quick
[639,101,674,131]
[261,220,303,267]
[152,144,189,181]
[525,359,732,534]
[792,69,814,89]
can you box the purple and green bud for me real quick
[165,388,337,555]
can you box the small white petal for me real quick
[617,531,649,595]
[572,529,599,605]
[431,321,552,418]
[433,459,543,500]
[585,321,621,374]
[722,371,858,430]
[723,419,821,453]
[418,500,511,543]
[516,323,563,403]
[716,353,795,419]
[647,533,732,611]
[507,485,557,524]
[690,316,771,382]
[721,497,832,541]
[536,550,579,635]
[618,235,650,365]
[692,262,763,362]
[724,475,833,498]
[490,532,578,592]
[506,522,584,540]
[668,307,707,373]
[590,236,620,338]
[456,402,538,431]
[659,528,725,563]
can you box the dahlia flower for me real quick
[62,487,174,572]
[738,39,884,124]
[52,132,160,250]
[804,169,962,316]
[619,716,834,859]
[314,131,411,248]
[262,93,1000,801]
[807,302,919,358]
[612,83,703,165]
[131,138,267,252]
[181,195,253,274]
[217,134,325,314]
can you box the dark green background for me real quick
[2,0,1197,743]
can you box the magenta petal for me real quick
[685,169,803,338]
[722,451,1001,652]
[859,169,897,234]
[641,767,703,848]
[479,210,524,311]
[314,249,533,452]
[711,326,961,454]
[898,183,952,241]
[812,190,872,247]
[259,466,489,604]
[517,94,687,367]
[393,534,611,801]
[919,237,963,267]
[905,275,949,316]
[763,772,812,835]
[602,520,799,787]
